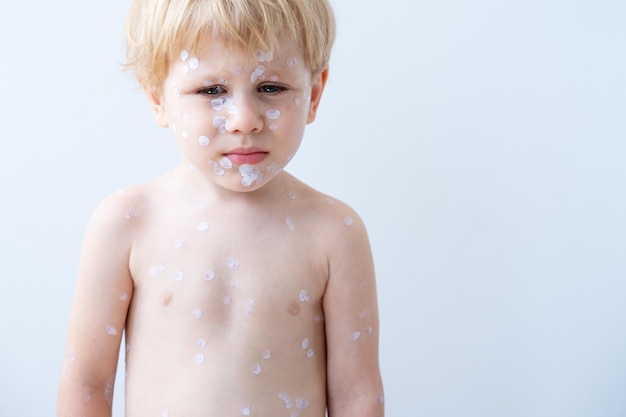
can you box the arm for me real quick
[323,209,384,417]
[57,192,136,417]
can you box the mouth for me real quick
[223,148,268,165]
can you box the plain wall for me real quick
[1,0,625,416]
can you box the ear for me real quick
[145,86,169,127]
[306,66,329,124]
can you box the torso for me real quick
[120,168,345,417]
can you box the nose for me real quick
[225,94,263,134]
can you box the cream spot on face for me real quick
[252,363,262,375]
[198,135,210,147]
[204,269,216,281]
[267,163,281,174]
[181,131,189,140]
[213,115,227,133]
[174,88,180,97]
[183,113,190,123]
[287,57,298,67]
[212,95,233,111]
[285,217,296,231]
[220,157,233,169]
[241,405,251,416]
[189,57,200,70]
[198,221,210,232]
[298,289,310,302]
[172,271,184,282]
[232,66,242,75]
[180,50,189,61]
[345,216,354,226]
[174,239,185,249]
[351,331,361,341]
[106,326,118,336]
[266,109,280,119]
[194,353,205,364]
[193,308,202,319]
[182,65,189,76]
[239,164,264,187]
[197,338,207,348]
[225,256,240,269]
[250,65,265,83]
[269,124,278,131]
[294,97,301,106]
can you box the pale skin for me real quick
[58,36,383,417]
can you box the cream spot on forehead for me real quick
[204,269,216,281]
[266,109,280,119]
[287,57,299,67]
[180,50,189,61]
[270,75,278,82]
[250,65,265,83]
[197,221,210,232]
[232,66,242,75]
[198,135,210,147]
[189,57,200,70]
[256,50,273,62]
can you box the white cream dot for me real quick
[252,363,262,375]
[351,331,361,341]
[194,354,205,364]
[361,308,371,318]
[198,135,210,147]
[182,65,189,76]
[189,57,200,69]
[232,66,242,75]
[198,221,210,232]
[288,190,297,200]
[204,269,216,281]
[119,293,128,301]
[197,338,207,348]
[298,289,310,302]
[225,257,240,269]
[241,405,251,416]
[172,271,184,282]
[306,349,314,358]
[296,397,309,410]
[213,167,225,176]
[262,349,271,359]
[345,216,354,226]
[162,408,169,417]
[301,338,309,349]
[180,50,189,61]
[285,217,296,231]
[220,157,233,169]
[174,239,185,248]
[365,326,374,335]
[106,326,118,336]
[223,295,232,305]
[266,109,280,119]
[193,308,202,319]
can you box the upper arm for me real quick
[322,208,384,416]
[58,191,138,412]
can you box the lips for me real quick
[223,147,268,165]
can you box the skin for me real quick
[57,36,383,417]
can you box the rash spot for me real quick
[160,292,173,306]
[287,301,300,316]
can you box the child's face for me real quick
[148,36,327,192]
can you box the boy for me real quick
[57,0,384,416]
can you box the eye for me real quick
[258,84,287,94]
[198,85,227,95]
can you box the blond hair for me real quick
[124,0,335,90]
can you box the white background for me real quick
[1,0,625,416]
